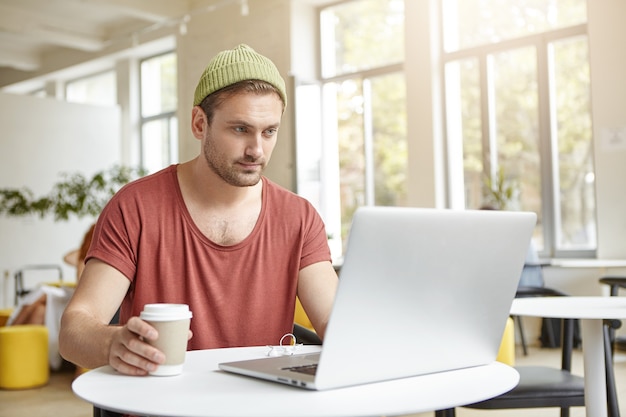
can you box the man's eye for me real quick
[234,126,247,133]
[265,128,277,136]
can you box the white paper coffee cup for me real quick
[139,303,192,376]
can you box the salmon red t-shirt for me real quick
[87,164,331,350]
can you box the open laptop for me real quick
[219,207,536,390]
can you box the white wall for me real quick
[178,0,295,190]
[587,0,626,259]
[0,92,120,308]
[404,0,446,209]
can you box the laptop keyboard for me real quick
[282,364,318,376]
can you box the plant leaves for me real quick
[0,165,147,220]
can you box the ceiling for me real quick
[0,0,271,90]
[0,0,331,90]
[0,0,193,72]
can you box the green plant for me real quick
[483,167,517,210]
[0,165,146,221]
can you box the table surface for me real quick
[73,346,519,417]
[549,259,626,268]
[511,296,626,319]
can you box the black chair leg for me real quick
[605,320,621,417]
[434,409,455,417]
[515,315,528,356]
[545,317,557,347]
[93,407,123,417]
[607,285,618,354]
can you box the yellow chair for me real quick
[294,297,314,330]
[0,309,13,327]
[0,325,49,389]
[496,316,515,366]
[293,297,322,345]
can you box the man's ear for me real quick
[191,106,207,140]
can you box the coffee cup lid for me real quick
[139,303,192,321]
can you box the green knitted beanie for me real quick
[193,44,287,107]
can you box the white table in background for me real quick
[73,345,519,417]
[549,259,626,286]
[550,259,626,269]
[511,296,626,417]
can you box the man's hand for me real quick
[108,316,165,375]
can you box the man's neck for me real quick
[179,158,263,209]
[176,158,264,245]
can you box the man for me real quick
[59,44,338,377]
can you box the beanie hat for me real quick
[193,44,287,107]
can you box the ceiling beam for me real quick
[0,4,106,52]
[0,47,40,71]
[64,0,189,23]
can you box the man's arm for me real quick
[297,261,338,340]
[59,259,166,375]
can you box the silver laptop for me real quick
[219,207,536,390]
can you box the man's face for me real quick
[201,92,282,187]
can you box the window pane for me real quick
[442,0,587,52]
[320,0,404,78]
[491,46,543,246]
[551,36,595,249]
[142,117,177,174]
[295,84,323,209]
[66,71,116,106]
[441,0,594,256]
[336,79,366,242]
[445,58,482,209]
[370,73,407,207]
[319,1,407,253]
[141,52,177,118]
[331,74,407,246]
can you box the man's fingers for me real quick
[126,316,159,341]
[108,320,165,375]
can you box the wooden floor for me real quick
[0,363,91,417]
[1,345,625,417]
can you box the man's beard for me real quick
[202,136,265,187]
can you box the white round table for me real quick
[73,345,519,417]
[511,296,626,417]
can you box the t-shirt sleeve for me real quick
[299,204,332,270]
[85,186,140,281]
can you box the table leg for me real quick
[581,319,608,417]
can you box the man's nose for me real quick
[245,134,263,158]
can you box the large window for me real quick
[442,0,594,257]
[307,0,595,258]
[140,52,178,174]
[314,0,407,251]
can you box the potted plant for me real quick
[483,166,518,210]
[0,165,146,221]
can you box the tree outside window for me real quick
[310,0,593,257]
[442,0,594,256]
[318,0,406,250]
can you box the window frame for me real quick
[440,18,594,258]
[138,51,178,174]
